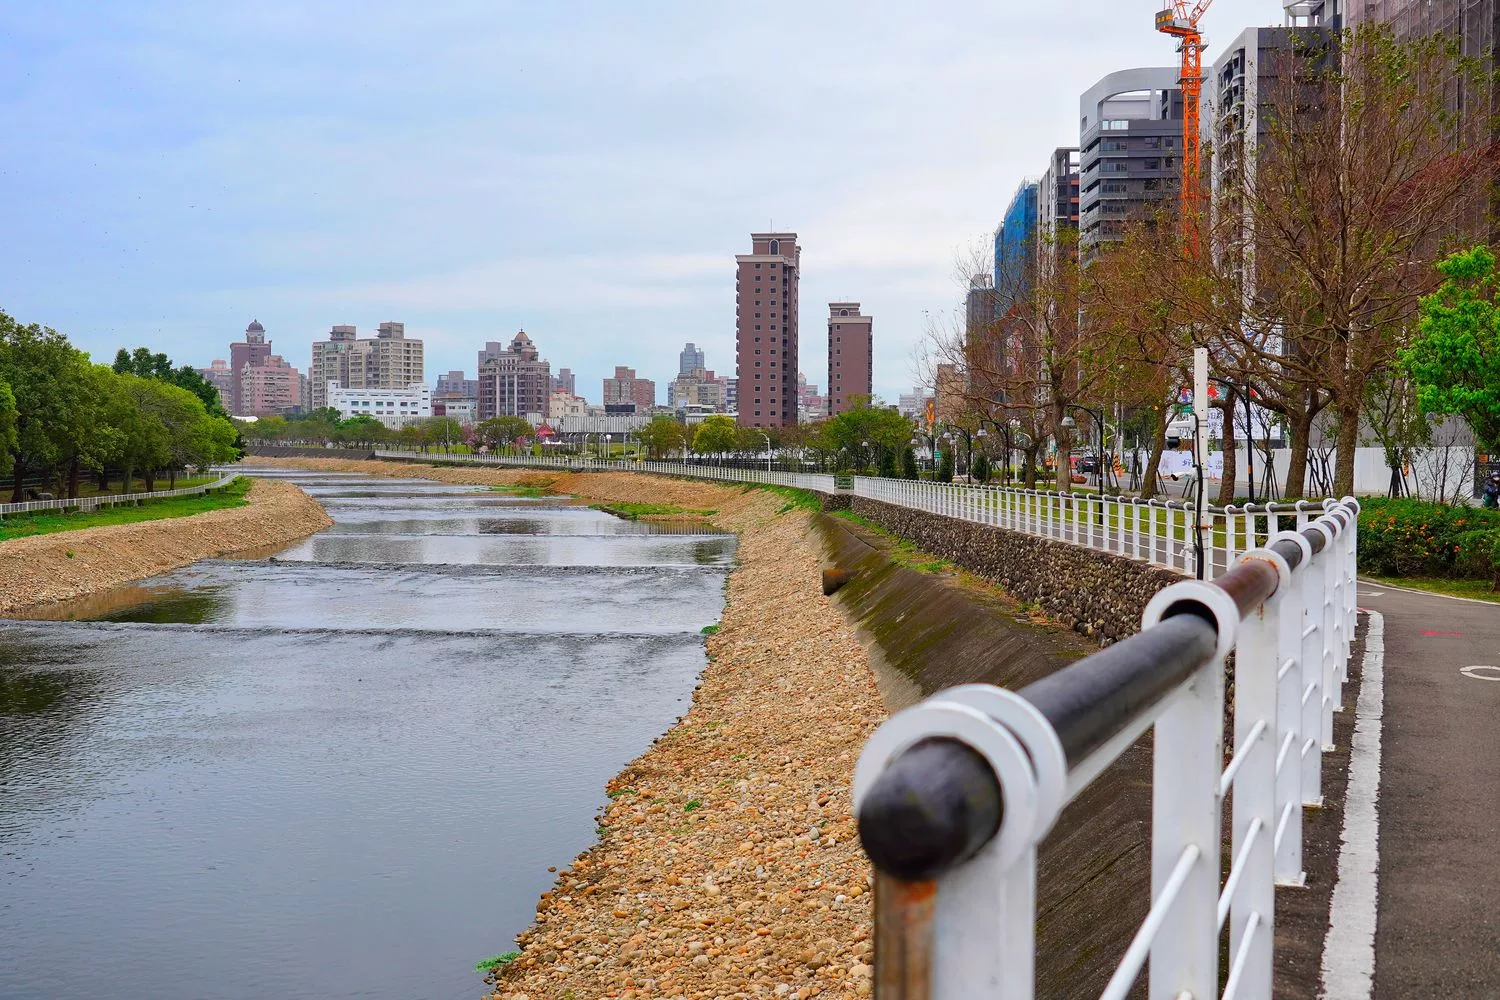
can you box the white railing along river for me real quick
[371,449,1336,577]
[0,472,240,518]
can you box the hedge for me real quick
[1358,497,1500,584]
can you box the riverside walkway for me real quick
[1355,584,1500,999]
[355,450,1489,999]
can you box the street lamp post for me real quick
[1060,405,1108,495]
[604,433,612,463]
[762,432,772,474]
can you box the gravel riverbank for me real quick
[0,478,333,617]
[246,457,886,999]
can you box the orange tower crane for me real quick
[1154,0,1214,246]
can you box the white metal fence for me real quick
[0,472,240,518]
[853,498,1361,1000]
[371,449,1332,575]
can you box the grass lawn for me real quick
[590,501,717,520]
[489,484,554,498]
[1366,575,1500,603]
[0,477,252,542]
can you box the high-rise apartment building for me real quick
[995,183,1038,309]
[228,320,272,414]
[1078,68,1184,256]
[435,370,477,400]
[668,369,726,411]
[477,330,552,419]
[679,342,705,375]
[797,373,827,424]
[197,359,236,410]
[240,355,302,415]
[826,303,872,418]
[552,368,577,397]
[1039,147,1082,244]
[602,366,656,411]
[308,322,424,411]
[724,378,738,414]
[1284,0,1341,26]
[734,232,800,428]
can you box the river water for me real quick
[0,469,735,1000]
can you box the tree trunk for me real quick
[1140,407,1169,500]
[144,469,156,492]
[97,468,110,493]
[10,459,25,503]
[1216,395,1238,507]
[68,459,81,500]
[1023,442,1042,488]
[169,468,177,490]
[1285,408,1313,499]
[1052,399,1072,493]
[1333,394,1361,498]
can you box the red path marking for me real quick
[1422,630,1465,637]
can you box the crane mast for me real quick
[1154,0,1214,249]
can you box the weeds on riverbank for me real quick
[832,509,957,575]
[0,478,252,542]
[746,484,822,514]
[475,952,520,972]
[590,501,717,519]
[488,484,553,498]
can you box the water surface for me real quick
[0,469,734,1000]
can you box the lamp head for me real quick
[1060,415,1077,430]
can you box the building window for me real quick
[769,239,779,254]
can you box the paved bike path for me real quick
[1357,583,1500,998]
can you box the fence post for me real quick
[1301,521,1334,802]
[1141,580,1237,1000]
[1227,548,1290,1000]
[1268,531,1313,885]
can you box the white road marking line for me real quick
[1320,610,1384,1000]
[1460,665,1500,682]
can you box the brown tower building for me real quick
[228,319,272,414]
[477,330,552,419]
[826,302,872,417]
[735,232,800,428]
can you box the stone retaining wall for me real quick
[847,496,1184,645]
[244,445,378,460]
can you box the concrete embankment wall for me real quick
[819,515,1152,996]
[847,495,1184,645]
[0,478,333,617]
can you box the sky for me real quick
[1,0,1284,407]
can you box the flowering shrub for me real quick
[1358,498,1500,582]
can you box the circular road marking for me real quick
[1460,665,1500,682]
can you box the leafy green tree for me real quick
[474,416,533,450]
[1404,246,1500,454]
[938,448,955,483]
[0,313,94,501]
[901,446,919,480]
[878,447,898,478]
[692,414,739,457]
[972,453,992,484]
[114,345,228,418]
[636,417,688,459]
[334,414,389,448]
[0,378,15,478]
[423,416,464,452]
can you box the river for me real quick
[0,468,735,1000]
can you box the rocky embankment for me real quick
[0,478,332,617]
[248,457,887,998]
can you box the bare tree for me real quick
[1214,24,1494,496]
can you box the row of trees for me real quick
[931,24,1497,502]
[0,312,240,501]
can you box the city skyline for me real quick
[0,1,1281,407]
